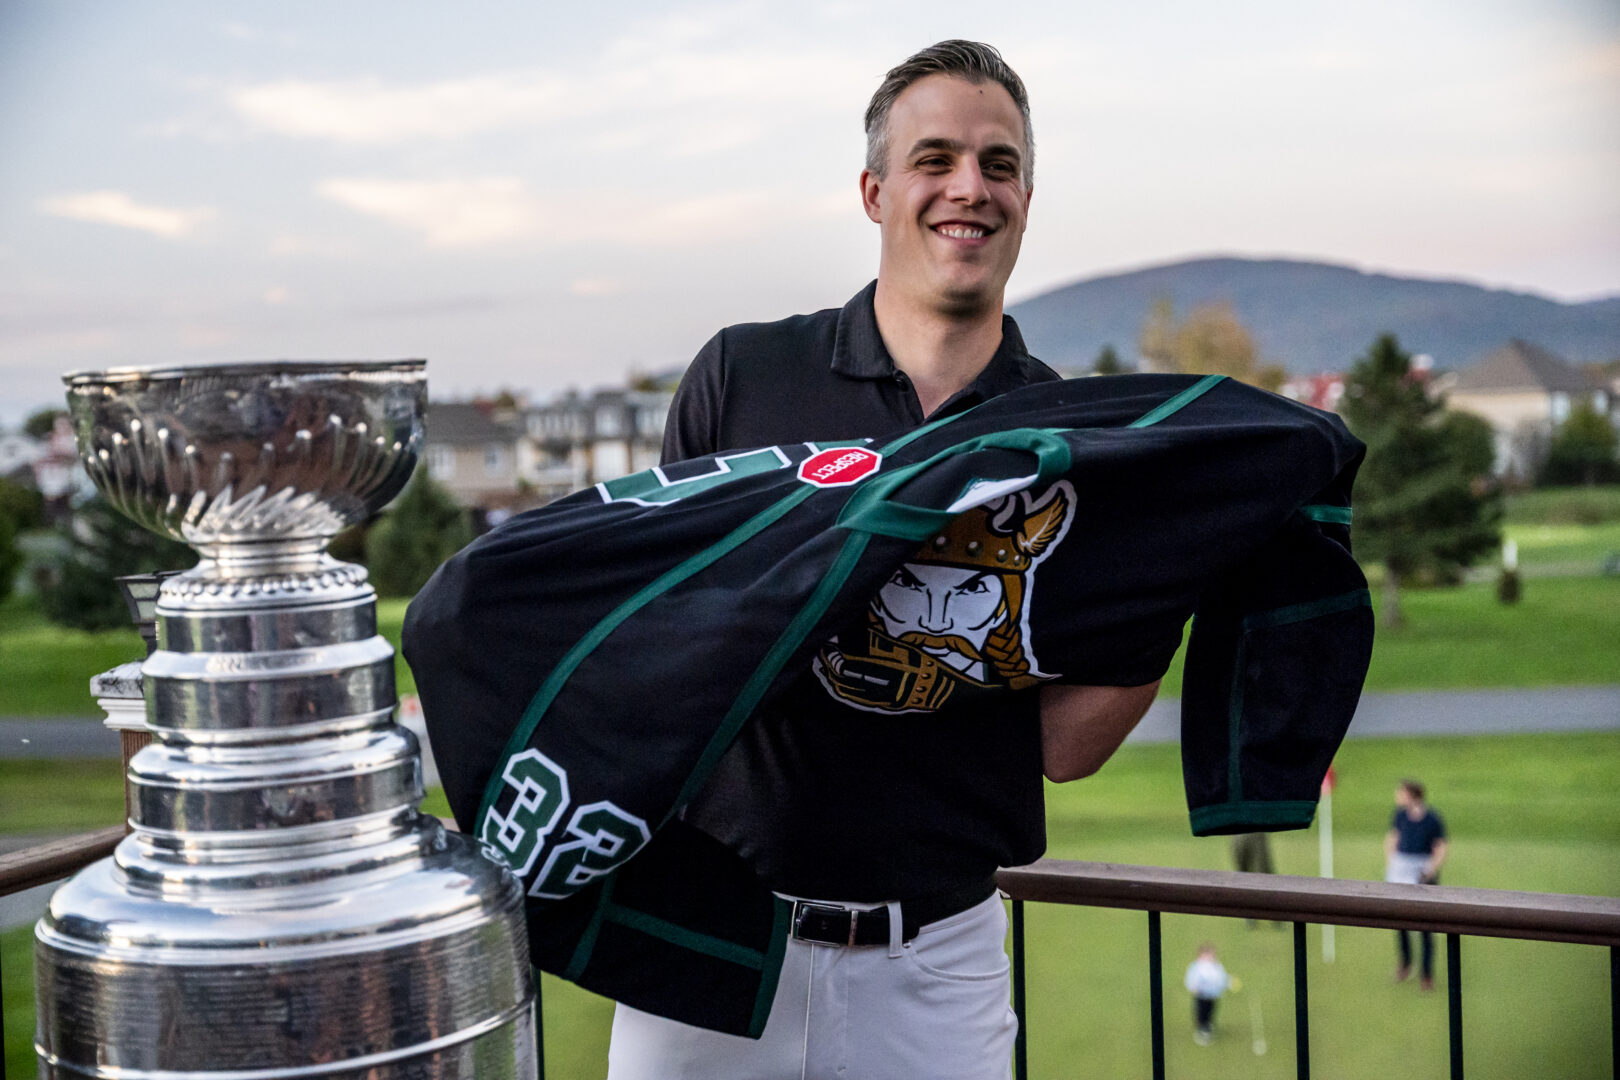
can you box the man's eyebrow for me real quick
[907,137,967,157]
[906,137,1023,162]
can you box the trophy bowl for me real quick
[63,359,425,549]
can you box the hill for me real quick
[1008,256,1620,375]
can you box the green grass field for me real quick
[1504,486,1620,526]
[6,732,1616,1079]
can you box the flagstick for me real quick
[1319,785,1336,964]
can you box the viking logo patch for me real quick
[815,480,1076,714]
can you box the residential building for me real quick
[421,402,525,511]
[0,431,44,481]
[520,386,674,503]
[1446,339,1615,479]
[1280,372,1345,412]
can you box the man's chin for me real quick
[931,278,1001,318]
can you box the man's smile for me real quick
[931,221,996,242]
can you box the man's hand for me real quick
[1425,838,1449,881]
[1038,681,1161,782]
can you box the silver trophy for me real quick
[37,361,536,1078]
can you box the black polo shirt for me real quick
[663,281,1063,902]
[662,280,1061,462]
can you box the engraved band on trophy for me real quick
[36,360,536,1078]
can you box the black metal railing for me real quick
[996,859,1620,1080]
[9,837,1620,1078]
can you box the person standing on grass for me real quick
[1184,943,1230,1045]
[1384,778,1448,990]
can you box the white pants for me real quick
[605,893,1018,1080]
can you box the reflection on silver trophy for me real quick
[36,361,536,1077]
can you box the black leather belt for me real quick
[790,876,998,947]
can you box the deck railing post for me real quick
[536,976,546,1080]
[1448,933,1463,1080]
[1148,909,1165,1080]
[1293,920,1310,1080]
[1013,898,1027,1080]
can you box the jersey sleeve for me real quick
[661,330,725,465]
[1431,811,1447,841]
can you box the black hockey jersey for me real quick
[404,373,1373,1036]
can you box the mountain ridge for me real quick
[1007,256,1620,375]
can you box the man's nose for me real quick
[945,161,989,206]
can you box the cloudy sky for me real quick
[2,0,1616,426]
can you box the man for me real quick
[1384,779,1449,990]
[607,40,1159,1080]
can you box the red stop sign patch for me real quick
[798,446,882,488]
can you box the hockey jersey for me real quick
[404,373,1374,1036]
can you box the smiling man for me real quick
[615,41,1160,1080]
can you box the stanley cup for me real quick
[37,361,536,1078]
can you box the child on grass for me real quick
[1184,943,1230,1045]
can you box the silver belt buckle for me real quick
[792,900,857,946]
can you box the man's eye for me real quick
[956,577,990,595]
[985,161,1016,177]
[892,568,924,590]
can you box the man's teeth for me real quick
[936,225,985,239]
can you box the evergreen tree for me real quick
[0,476,46,533]
[38,496,195,630]
[1339,334,1501,627]
[365,470,474,597]
[24,407,66,439]
[0,510,20,606]
[1540,400,1619,486]
[1093,344,1124,375]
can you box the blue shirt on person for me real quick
[1391,807,1446,855]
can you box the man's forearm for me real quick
[1038,681,1160,782]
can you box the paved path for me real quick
[1126,685,1620,743]
[0,716,441,784]
[0,717,116,758]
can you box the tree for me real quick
[1093,344,1124,375]
[1437,411,1497,480]
[24,407,66,440]
[1138,298,1177,373]
[1540,400,1619,486]
[38,496,195,630]
[1339,335,1501,628]
[1136,299,1286,390]
[365,470,474,597]
[0,476,46,533]
[0,511,20,606]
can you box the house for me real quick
[421,402,525,511]
[1280,372,1345,412]
[0,431,44,481]
[1446,340,1615,478]
[520,387,674,503]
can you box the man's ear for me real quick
[859,169,883,224]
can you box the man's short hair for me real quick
[864,39,1035,189]
[1399,779,1426,801]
